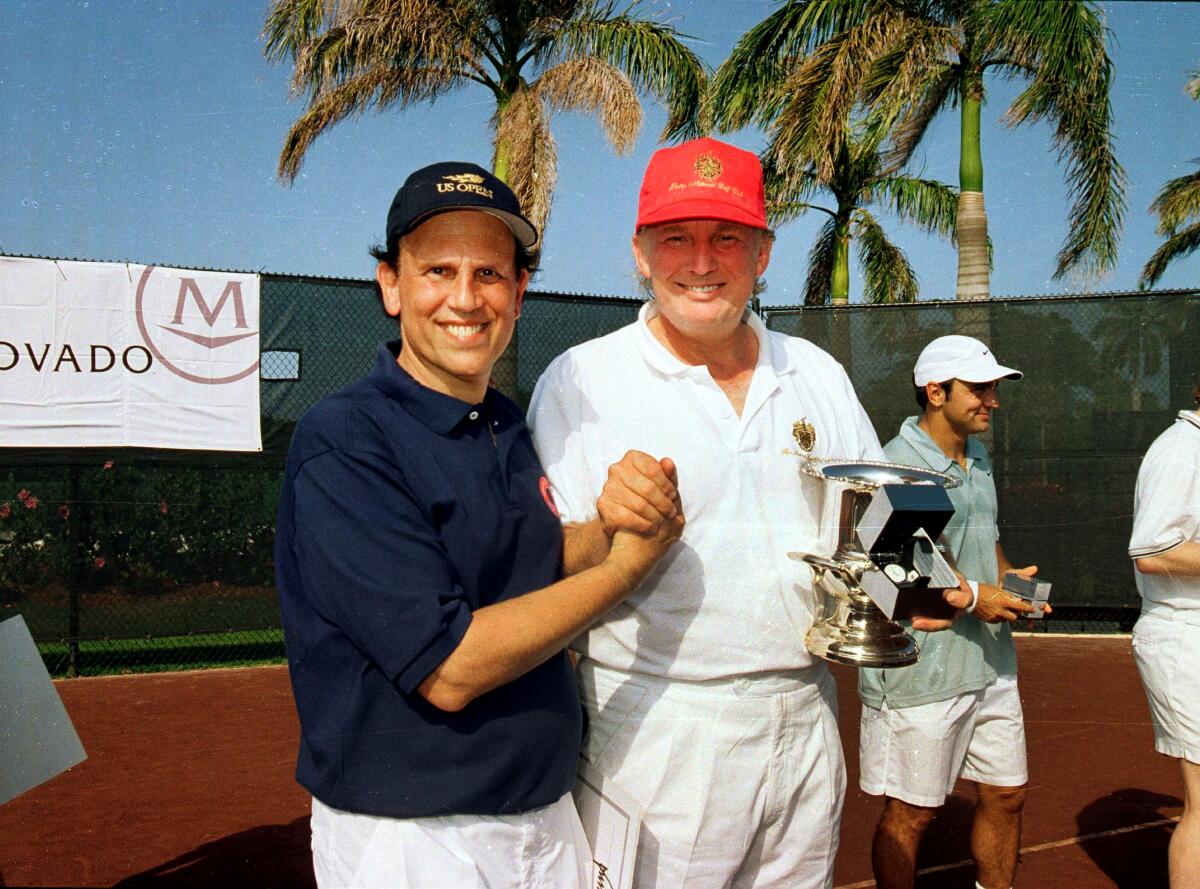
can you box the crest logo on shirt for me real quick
[792,418,816,453]
[539,476,559,517]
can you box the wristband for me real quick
[965,580,980,613]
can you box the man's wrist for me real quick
[965,580,980,613]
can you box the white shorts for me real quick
[1132,605,1200,765]
[859,674,1028,808]
[310,791,589,889]
[578,659,845,889]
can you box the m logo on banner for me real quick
[163,279,257,349]
[135,266,260,385]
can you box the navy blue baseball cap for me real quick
[386,162,539,250]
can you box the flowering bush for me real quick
[0,480,72,595]
[1,460,280,598]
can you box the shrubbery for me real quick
[0,459,281,597]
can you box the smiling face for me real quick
[377,210,528,403]
[938,379,1001,436]
[632,219,772,344]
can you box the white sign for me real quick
[0,257,261,451]
[573,759,642,889]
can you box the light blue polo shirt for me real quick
[858,416,1017,710]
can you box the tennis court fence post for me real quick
[65,463,81,678]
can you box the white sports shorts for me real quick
[310,790,589,889]
[1132,603,1200,765]
[859,673,1028,808]
[578,659,845,889]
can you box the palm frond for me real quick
[534,57,642,152]
[992,1,1126,278]
[277,66,454,180]
[878,65,959,173]
[1139,221,1200,289]
[857,11,959,149]
[263,0,337,63]
[1139,66,1200,287]
[769,8,914,182]
[804,217,839,307]
[854,209,920,304]
[265,0,480,180]
[864,174,959,238]
[709,0,874,133]
[274,0,475,96]
[494,85,557,234]
[516,0,592,53]
[1149,169,1200,235]
[971,0,1070,73]
[554,13,707,140]
[762,151,827,225]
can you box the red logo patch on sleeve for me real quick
[539,476,560,517]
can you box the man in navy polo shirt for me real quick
[275,162,684,888]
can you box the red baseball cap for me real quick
[636,137,767,230]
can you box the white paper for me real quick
[572,759,642,889]
[0,615,87,805]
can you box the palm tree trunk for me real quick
[492,92,513,184]
[956,192,989,301]
[831,221,851,306]
[956,68,989,301]
[488,94,519,400]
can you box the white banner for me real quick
[0,257,261,451]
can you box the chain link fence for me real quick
[0,275,643,675]
[2,274,1195,674]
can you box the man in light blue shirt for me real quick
[858,335,1041,889]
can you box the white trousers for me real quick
[310,791,590,889]
[578,659,845,889]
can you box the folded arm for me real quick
[419,518,681,711]
[1135,540,1200,578]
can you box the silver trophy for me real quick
[788,421,961,668]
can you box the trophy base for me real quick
[805,618,919,668]
[800,558,921,668]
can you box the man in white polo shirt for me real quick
[858,335,1041,889]
[529,138,968,889]
[1130,381,1200,888]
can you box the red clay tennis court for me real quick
[0,634,1180,888]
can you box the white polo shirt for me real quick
[528,302,884,679]
[1129,410,1200,610]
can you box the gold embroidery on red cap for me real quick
[694,152,722,181]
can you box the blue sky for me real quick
[2,1,1198,305]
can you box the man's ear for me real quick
[376,262,401,317]
[514,268,529,320]
[755,231,774,277]
[926,381,946,407]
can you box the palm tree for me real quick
[766,127,957,305]
[710,0,1125,301]
[263,0,705,234]
[1140,71,1200,288]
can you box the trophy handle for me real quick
[789,552,920,669]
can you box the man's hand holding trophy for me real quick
[787,419,972,668]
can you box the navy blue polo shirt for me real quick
[275,341,581,818]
